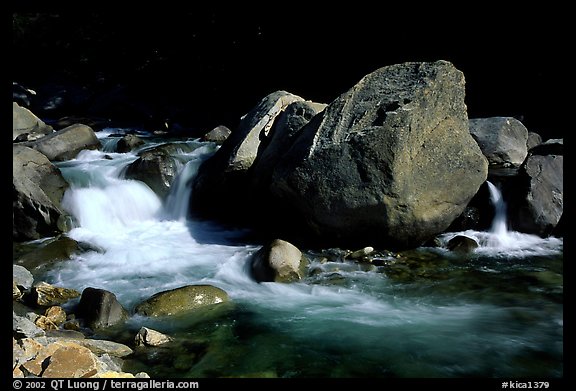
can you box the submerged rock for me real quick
[134,327,173,347]
[135,285,229,317]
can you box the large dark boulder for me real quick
[270,61,488,248]
[13,145,70,241]
[507,140,563,236]
[469,117,529,167]
[76,287,129,329]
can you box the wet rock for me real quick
[447,235,479,253]
[135,327,173,347]
[250,239,307,283]
[15,236,82,270]
[347,246,375,260]
[76,287,129,329]
[116,134,145,153]
[135,284,229,317]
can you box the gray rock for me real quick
[13,311,46,339]
[76,287,129,329]
[123,143,198,199]
[202,125,232,144]
[13,102,53,141]
[250,239,307,283]
[13,265,34,290]
[135,285,229,317]
[529,138,563,156]
[13,145,70,241]
[134,327,172,347]
[192,91,304,215]
[250,100,327,187]
[526,131,542,151]
[23,123,101,161]
[509,152,563,236]
[469,117,529,167]
[270,61,488,248]
[116,134,145,153]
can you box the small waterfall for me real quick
[163,160,200,221]
[163,143,218,221]
[487,181,508,236]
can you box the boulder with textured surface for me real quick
[508,140,563,236]
[13,145,69,241]
[135,285,229,317]
[271,61,488,248]
[23,123,100,161]
[469,116,529,167]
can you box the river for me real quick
[36,130,563,378]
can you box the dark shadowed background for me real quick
[12,8,566,139]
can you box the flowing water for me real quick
[32,131,562,378]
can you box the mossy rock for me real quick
[135,285,229,317]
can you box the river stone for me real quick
[123,143,197,198]
[41,343,98,378]
[135,285,229,317]
[44,338,134,358]
[271,60,488,249]
[469,117,529,167]
[250,239,307,283]
[116,134,145,152]
[134,327,173,347]
[192,90,304,217]
[446,235,479,253]
[13,101,53,141]
[13,264,34,290]
[202,125,232,144]
[76,287,129,329]
[526,132,542,151]
[23,123,101,161]
[13,311,46,339]
[13,145,70,241]
[508,150,563,236]
[15,236,81,270]
[30,282,80,307]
